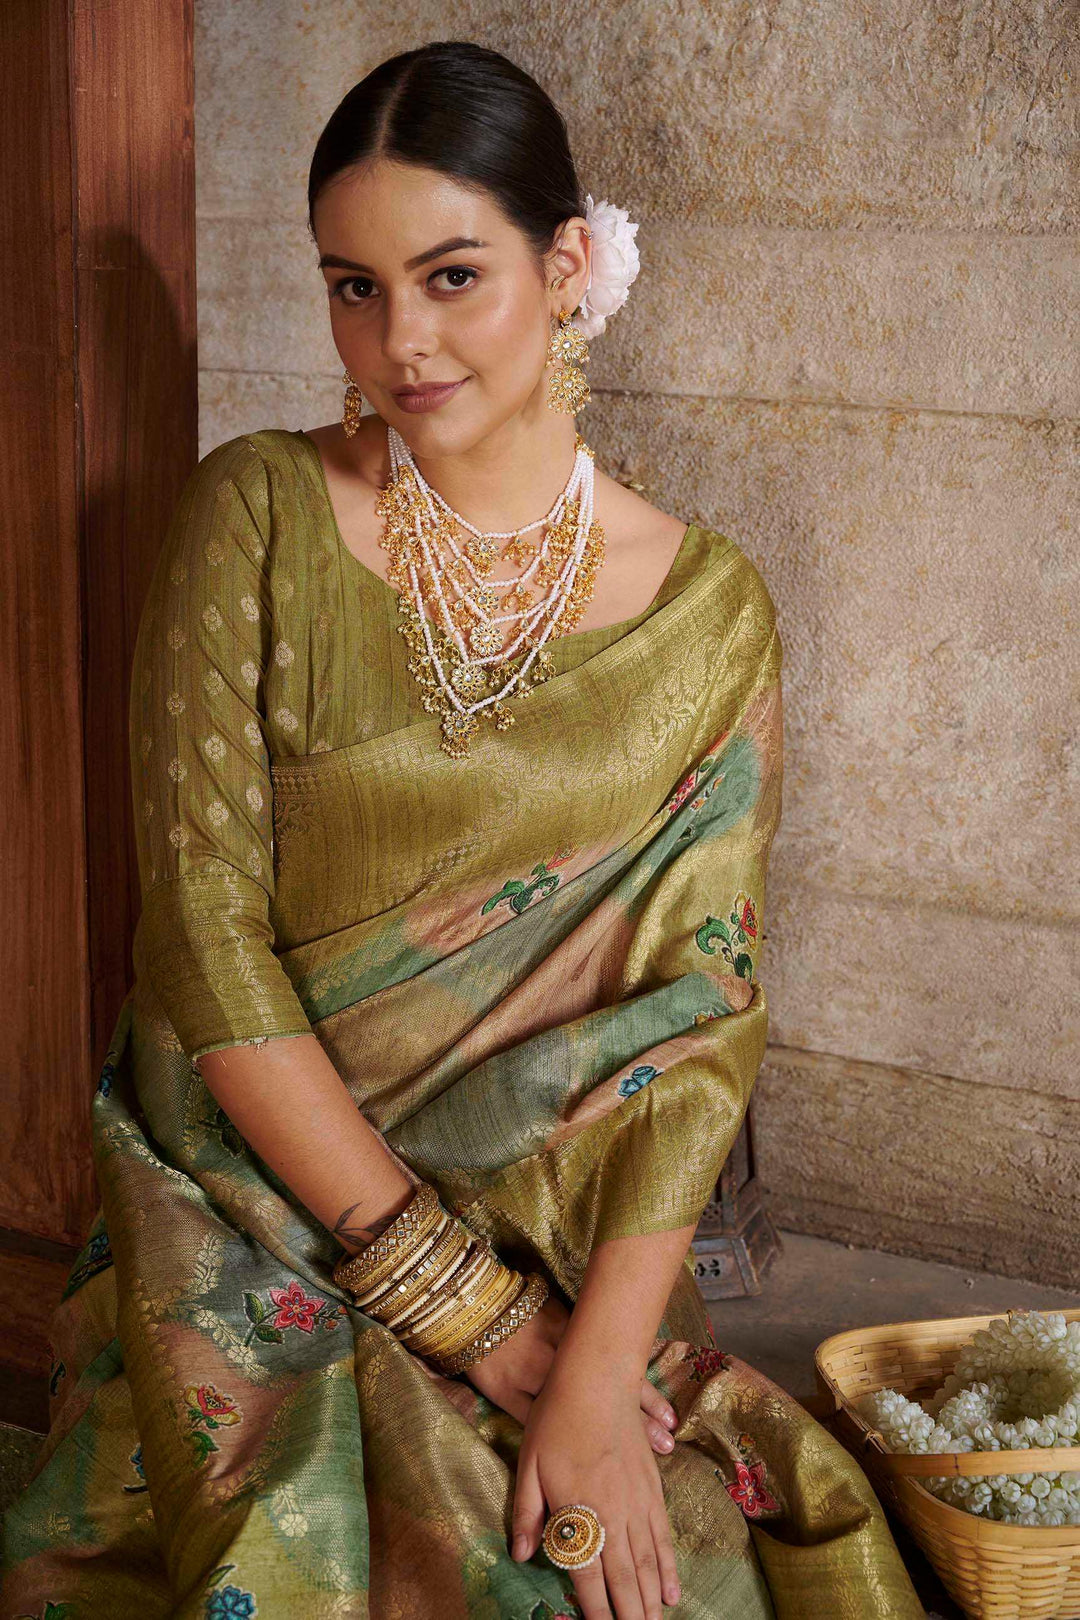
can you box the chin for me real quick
[394,404,500,453]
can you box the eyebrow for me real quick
[318,237,491,275]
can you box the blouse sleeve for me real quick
[128,435,314,1066]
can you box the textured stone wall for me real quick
[195,3,1079,1286]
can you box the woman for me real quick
[1,40,923,1620]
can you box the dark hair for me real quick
[307,41,585,278]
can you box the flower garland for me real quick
[857,1309,1080,1526]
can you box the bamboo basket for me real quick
[814,1308,1080,1620]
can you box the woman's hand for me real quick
[463,1294,678,1459]
[510,1365,681,1617]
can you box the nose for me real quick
[379,289,436,368]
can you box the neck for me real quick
[397,404,581,532]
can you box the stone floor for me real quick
[3,1230,1079,1616]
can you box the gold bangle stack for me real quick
[332,1181,549,1376]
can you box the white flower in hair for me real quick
[572,194,641,340]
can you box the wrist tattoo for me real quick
[333,1202,402,1250]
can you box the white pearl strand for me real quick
[385,423,595,720]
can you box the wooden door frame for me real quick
[0,0,198,1429]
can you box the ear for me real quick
[545,217,591,316]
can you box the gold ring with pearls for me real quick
[541,1502,606,1569]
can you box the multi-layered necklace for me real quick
[373,423,606,758]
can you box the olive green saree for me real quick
[1,430,922,1618]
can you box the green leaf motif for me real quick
[243,1291,265,1324]
[254,1323,284,1344]
[206,1565,236,1587]
[190,1429,219,1465]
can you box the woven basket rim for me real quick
[892,1464,1080,1543]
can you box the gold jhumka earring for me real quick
[341,368,364,437]
[546,308,591,415]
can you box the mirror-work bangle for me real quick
[331,1182,549,1378]
[434,1271,550,1375]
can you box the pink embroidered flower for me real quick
[546,845,578,869]
[685,1346,730,1382]
[268,1280,321,1333]
[184,1384,242,1424]
[726,1458,778,1517]
[668,768,699,815]
[733,892,758,943]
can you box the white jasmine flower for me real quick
[861,1309,1080,1525]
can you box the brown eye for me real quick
[331,277,372,305]
[434,267,478,291]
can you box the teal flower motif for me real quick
[206,1585,257,1618]
[618,1063,661,1098]
[60,1229,113,1300]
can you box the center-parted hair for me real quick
[307,41,585,273]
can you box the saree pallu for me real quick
[1,434,923,1619]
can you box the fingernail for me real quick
[512,1534,527,1559]
[658,1432,674,1450]
[664,1410,678,1427]
[665,1584,681,1604]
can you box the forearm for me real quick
[196,1033,414,1252]
[549,1222,699,1391]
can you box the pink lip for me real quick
[391,378,468,413]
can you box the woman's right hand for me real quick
[510,1361,681,1617]
[462,1293,679,1460]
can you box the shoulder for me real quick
[693,524,780,645]
[183,428,307,495]
[170,429,310,539]
[160,432,301,579]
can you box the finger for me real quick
[510,1390,534,1428]
[598,1527,646,1620]
[565,1557,613,1620]
[639,1378,678,1433]
[509,1446,547,1563]
[627,1514,663,1619]
[650,1502,681,1609]
[641,1411,675,1456]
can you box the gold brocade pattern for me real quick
[0,428,924,1619]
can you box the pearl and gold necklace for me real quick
[374,422,606,758]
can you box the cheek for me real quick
[462,284,546,374]
[328,305,364,359]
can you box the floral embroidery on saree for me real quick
[242,1281,344,1345]
[721,1432,781,1519]
[59,1229,113,1301]
[695,889,760,984]
[183,1383,244,1465]
[481,846,578,916]
[683,1344,734,1382]
[203,1566,258,1618]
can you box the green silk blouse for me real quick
[128,428,725,1063]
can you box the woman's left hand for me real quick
[462,1292,678,1458]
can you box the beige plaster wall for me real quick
[195,3,1079,1287]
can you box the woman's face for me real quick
[312,158,589,451]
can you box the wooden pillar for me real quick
[0,0,198,1428]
